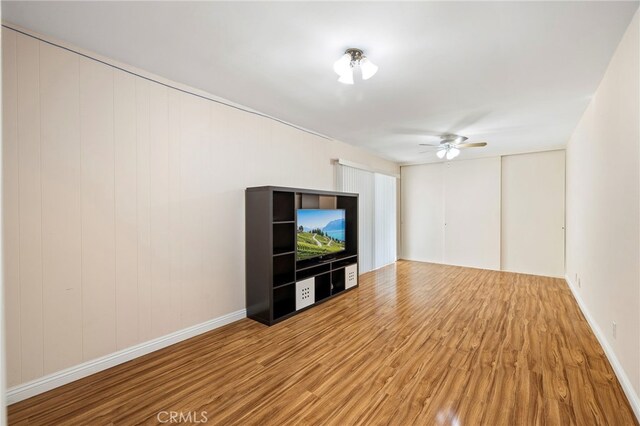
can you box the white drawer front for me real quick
[345,264,358,289]
[295,278,315,310]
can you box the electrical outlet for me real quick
[612,321,617,339]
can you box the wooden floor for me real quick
[8,261,638,425]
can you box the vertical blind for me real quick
[374,173,398,270]
[337,165,397,273]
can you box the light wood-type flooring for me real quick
[8,261,638,425]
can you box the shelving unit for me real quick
[246,186,359,325]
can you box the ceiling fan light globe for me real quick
[436,150,446,159]
[360,57,378,80]
[446,147,460,160]
[333,53,352,76]
[338,68,354,85]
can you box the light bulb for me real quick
[436,149,446,159]
[338,68,354,85]
[333,53,352,77]
[446,147,460,160]
[359,57,378,80]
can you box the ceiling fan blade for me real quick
[418,143,441,147]
[456,142,487,148]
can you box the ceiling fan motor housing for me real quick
[441,134,468,144]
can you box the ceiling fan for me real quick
[420,134,487,160]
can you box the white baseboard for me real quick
[565,276,640,421]
[6,308,246,404]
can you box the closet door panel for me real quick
[443,158,501,270]
[501,151,565,277]
[400,164,444,263]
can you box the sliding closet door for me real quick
[400,163,445,263]
[501,151,565,277]
[337,165,375,272]
[443,158,501,270]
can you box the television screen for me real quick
[296,209,346,261]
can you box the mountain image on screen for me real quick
[296,209,346,261]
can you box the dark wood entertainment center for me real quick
[245,186,359,325]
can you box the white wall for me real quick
[566,9,640,414]
[401,152,565,274]
[443,158,501,270]
[1,26,398,390]
[501,150,565,277]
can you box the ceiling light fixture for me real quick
[446,147,460,160]
[437,144,461,160]
[422,134,487,160]
[333,48,378,84]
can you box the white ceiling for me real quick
[3,1,638,164]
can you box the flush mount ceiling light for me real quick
[333,48,378,85]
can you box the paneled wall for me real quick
[2,27,398,388]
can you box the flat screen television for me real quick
[296,209,346,261]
